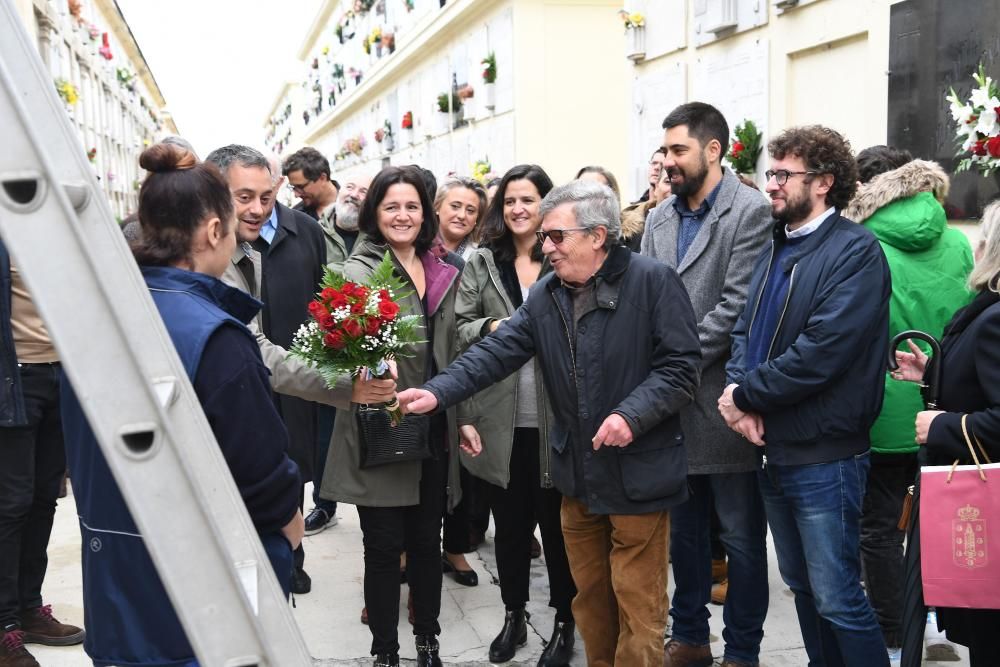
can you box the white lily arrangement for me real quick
[947,63,1000,176]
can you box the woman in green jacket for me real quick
[845,148,974,659]
[320,166,475,667]
[454,165,577,666]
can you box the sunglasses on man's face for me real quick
[536,227,589,244]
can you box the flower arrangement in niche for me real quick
[291,252,424,424]
[457,84,474,101]
[618,10,645,30]
[437,92,461,113]
[726,120,763,175]
[55,78,79,105]
[481,52,497,83]
[87,147,97,163]
[471,158,492,185]
[401,111,413,129]
[947,63,1000,176]
[99,33,113,60]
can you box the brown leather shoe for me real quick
[663,639,712,667]
[0,627,40,667]
[711,579,729,605]
[711,558,727,583]
[17,606,84,646]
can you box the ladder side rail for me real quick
[0,2,311,665]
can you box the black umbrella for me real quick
[886,330,942,667]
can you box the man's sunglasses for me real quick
[536,227,589,244]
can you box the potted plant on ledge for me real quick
[401,110,414,145]
[620,10,646,62]
[436,92,462,134]
[481,52,497,111]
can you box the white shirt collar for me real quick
[785,206,835,239]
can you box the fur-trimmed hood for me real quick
[621,199,655,240]
[844,159,950,224]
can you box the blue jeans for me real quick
[759,452,888,667]
[670,471,768,664]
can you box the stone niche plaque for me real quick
[888,0,1000,219]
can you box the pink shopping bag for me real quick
[919,416,1000,610]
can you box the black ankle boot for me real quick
[372,652,398,667]
[537,620,575,666]
[415,633,442,667]
[489,608,528,663]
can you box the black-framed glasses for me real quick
[764,169,818,186]
[536,227,589,244]
[287,179,314,194]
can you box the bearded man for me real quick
[641,102,773,667]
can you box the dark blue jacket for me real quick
[61,266,300,666]
[726,212,891,465]
[0,239,26,426]
[424,245,702,514]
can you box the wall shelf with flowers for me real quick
[619,10,645,62]
[726,119,762,177]
[401,110,414,145]
[481,52,497,111]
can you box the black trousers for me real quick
[0,363,65,627]
[357,453,447,655]
[487,427,575,621]
[443,466,481,554]
[860,452,917,648]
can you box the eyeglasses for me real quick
[287,180,314,194]
[764,169,818,186]
[536,227,589,244]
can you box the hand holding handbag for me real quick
[919,414,999,610]
[356,405,431,469]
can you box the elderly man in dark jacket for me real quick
[399,180,701,666]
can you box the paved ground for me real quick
[34,482,969,666]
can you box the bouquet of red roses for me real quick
[291,251,424,423]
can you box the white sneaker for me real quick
[924,610,961,661]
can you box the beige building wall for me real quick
[265,0,627,192]
[13,0,177,217]
[624,0,899,198]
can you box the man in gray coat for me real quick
[641,102,772,667]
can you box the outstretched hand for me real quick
[397,388,439,415]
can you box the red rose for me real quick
[350,299,365,314]
[343,318,363,338]
[973,139,988,156]
[731,141,744,155]
[321,287,338,301]
[379,289,391,300]
[323,331,346,349]
[318,313,335,330]
[365,316,381,335]
[307,300,325,316]
[378,300,400,321]
[330,291,349,309]
[987,136,1000,158]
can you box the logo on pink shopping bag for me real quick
[953,504,988,569]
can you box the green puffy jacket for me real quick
[846,160,974,454]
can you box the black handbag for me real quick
[356,406,431,469]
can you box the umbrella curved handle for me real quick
[888,330,942,409]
